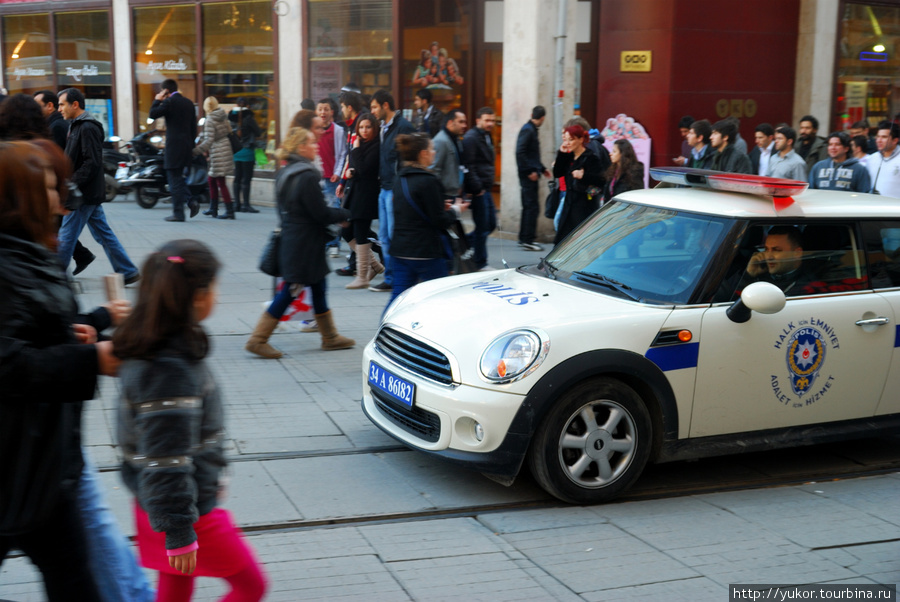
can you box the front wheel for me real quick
[134,185,159,209]
[528,377,652,504]
[104,174,118,202]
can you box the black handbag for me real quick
[227,130,242,154]
[543,180,560,219]
[258,228,281,277]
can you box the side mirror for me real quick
[726,281,786,323]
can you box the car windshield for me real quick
[543,202,731,304]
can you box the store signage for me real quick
[620,51,651,72]
[66,64,99,82]
[147,59,188,75]
[13,67,47,80]
[716,98,757,118]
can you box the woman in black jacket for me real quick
[0,141,116,601]
[245,127,353,358]
[390,133,468,304]
[553,124,604,244]
[603,138,645,203]
[342,113,384,289]
[228,98,263,213]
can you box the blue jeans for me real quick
[388,257,447,306]
[378,188,394,284]
[166,167,191,219]
[77,456,155,602]
[58,205,139,277]
[323,180,341,248]
[468,190,496,269]
[267,279,328,318]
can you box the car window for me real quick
[861,221,900,288]
[716,222,867,302]
[546,202,730,304]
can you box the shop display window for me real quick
[3,13,54,95]
[56,11,113,136]
[308,0,392,100]
[834,3,900,132]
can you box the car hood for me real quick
[381,268,673,361]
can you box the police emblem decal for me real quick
[786,327,826,396]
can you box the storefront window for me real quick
[834,3,900,132]
[308,0,392,100]
[3,13,54,96]
[202,1,275,169]
[133,5,197,132]
[56,11,113,136]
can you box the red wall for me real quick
[595,0,801,171]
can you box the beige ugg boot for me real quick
[245,312,283,358]
[316,311,355,350]
[345,243,373,289]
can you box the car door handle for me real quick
[855,317,891,326]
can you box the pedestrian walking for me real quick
[194,96,236,219]
[245,127,354,358]
[113,239,267,602]
[57,88,140,283]
[149,79,198,222]
[463,107,499,270]
[552,124,604,244]
[0,140,117,602]
[342,113,385,289]
[229,98,262,213]
[516,106,551,251]
[390,133,468,305]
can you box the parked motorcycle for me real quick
[123,151,209,209]
[102,137,132,202]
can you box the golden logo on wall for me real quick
[620,51,652,72]
[716,99,758,118]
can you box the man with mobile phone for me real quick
[150,79,198,222]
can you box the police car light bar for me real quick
[650,167,808,199]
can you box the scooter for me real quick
[123,152,209,209]
[102,137,132,202]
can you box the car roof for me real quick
[616,185,900,220]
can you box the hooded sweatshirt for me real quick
[808,156,871,192]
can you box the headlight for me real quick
[479,330,548,383]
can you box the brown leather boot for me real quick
[316,310,355,350]
[346,243,373,289]
[245,312,283,358]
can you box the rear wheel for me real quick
[134,185,159,209]
[528,377,652,504]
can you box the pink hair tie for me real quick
[167,256,185,264]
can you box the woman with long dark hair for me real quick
[603,138,645,203]
[552,124,604,244]
[343,113,384,289]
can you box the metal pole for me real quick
[553,0,568,150]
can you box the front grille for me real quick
[374,327,454,385]
[371,388,441,443]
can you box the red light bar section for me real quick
[650,167,808,198]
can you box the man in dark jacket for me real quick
[463,107,498,270]
[686,119,716,170]
[516,106,551,251]
[149,79,198,222]
[710,119,752,174]
[57,88,140,283]
[369,89,416,292]
[797,115,827,173]
[35,89,97,275]
[414,88,444,138]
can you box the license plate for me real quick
[368,361,415,408]
[116,166,130,179]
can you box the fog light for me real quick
[474,423,484,442]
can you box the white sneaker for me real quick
[299,319,318,332]
[518,241,543,251]
[328,246,341,257]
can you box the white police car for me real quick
[361,167,900,504]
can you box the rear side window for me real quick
[861,221,900,288]
[716,222,867,301]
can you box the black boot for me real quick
[217,202,236,220]
[336,251,357,276]
[244,203,260,214]
[72,242,96,276]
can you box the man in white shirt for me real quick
[867,120,900,197]
[749,123,775,176]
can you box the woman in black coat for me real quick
[553,125,605,244]
[390,133,467,305]
[342,113,384,289]
[245,127,353,358]
[0,140,116,600]
[603,138,645,203]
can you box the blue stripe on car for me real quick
[645,342,700,372]
[895,325,900,348]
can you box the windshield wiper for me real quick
[538,256,558,279]
[573,271,642,302]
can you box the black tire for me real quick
[104,174,118,202]
[134,185,158,209]
[528,377,652,504]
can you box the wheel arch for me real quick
[510,349,679,465]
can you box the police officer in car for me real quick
[739,226,815,296]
